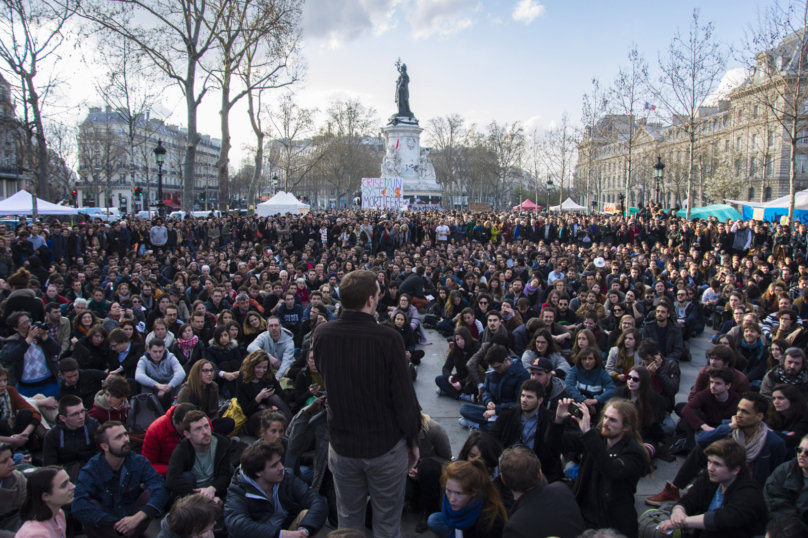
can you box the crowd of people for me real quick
[0,201,804,538]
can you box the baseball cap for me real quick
[527,357,554,372]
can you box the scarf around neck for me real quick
[441,493,485,538]
[177,335,199,359]
[733,421,768,464]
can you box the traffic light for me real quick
[134,187,142,197]
[71,190,77,203]
[199,192,205,202]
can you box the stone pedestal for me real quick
[381,122,441,204]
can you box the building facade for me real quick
[0,74,24,198]
[76,106,220,213]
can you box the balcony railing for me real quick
[0,165,20,177]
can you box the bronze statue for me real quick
[395,58,412,118]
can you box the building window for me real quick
[748,187,755,199]
[752,134,758,149]
[750,157,757,176]
[800,130,808,146]
[753,105,760,117]
[768,131,776,147]
[725,139,730,152]
[798,155,808,174]
[737,137,743,152]
[765,187,772,201]
[738,110,744,123]
[736,159,742,175]
[767,158,775,176]
[723,116,729,128]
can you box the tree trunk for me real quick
[686,131,694,219]
[245,85,264,215]
[182,66,199,212]
[217,68,232,212]
[26,76,49,202]
[790,116,798,223]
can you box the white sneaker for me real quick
[436,387,443,396]
[458,417,471,428]
[458,418,479,430]
[459,393,474,402]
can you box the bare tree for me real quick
[648,8,728,218]
[523,128,548,209]
[484,121,524,209]
[736,0,808,221]
[266,94,321,194]
[609,44,649,210]
[426,114,474,206]
[580,78,610,208]
[76,0,227,211]
[0,0,77,202]
[313,99,379,205]
[46,121,76,201]
[78,120,127,206]
[541,113,577,203]
[203,0,303,211]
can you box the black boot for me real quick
[415,511,429,533]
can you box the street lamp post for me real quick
[653,156,665,206]
[546,177,552,211]
[591,200,598,214]
[153,140,166,218]
[618,193,625,218]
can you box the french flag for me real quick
[644,102,656,111]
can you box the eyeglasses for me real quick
[797,447,808,455]
[201,368,215,374]
[478,301,488,305]
[627,375,641,381]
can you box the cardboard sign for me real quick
[469,202,491,212]
[361,178,403,210]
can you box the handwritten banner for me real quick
[362,177,404,210]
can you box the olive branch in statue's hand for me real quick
[395,58,402,72]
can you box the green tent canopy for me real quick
[676,204,741,221]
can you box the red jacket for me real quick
[141,404,213,476]
[87,389,129,424]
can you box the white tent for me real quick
[255,191,310,217]
[725,189,808,209]
[0,190,78,216]
[550,197,587,212]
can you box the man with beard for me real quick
[761,347,808,400]
[548,398,650,538]
[72,421,169,538]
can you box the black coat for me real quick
[236,372,283,417]
[71,338,109,371]
[166,434,233,499]
[677,469,767,538]
[3,289,44,324]
[548,423,650,538]
[170,340,207,373]
[106,341,146,380]
[490,406,563,484]
[503,483,584,538]
[57,369,107,409]
[441,340,481,386]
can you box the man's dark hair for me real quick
[59,357,79,373]
[44,302,60,314]
[703,438,747,473]
[520,379,545,400]
[486,310,502,321]
[171,403,197,426]
[484,344,509,366]
[415,266,425,276]
[707,345,736,368]
[637,339,660,360]
[182,410,209,432]
[108,328,130,345]
[94,420,124,448]
[766,517,808,538]
[742,391,769,417]
[500,446,541,493]
[102,375,130,399]
[167,494,223,538]
[707,366,733,386]
[148,337,166,349]
[57,395,83,419]
[338,270,378,311]
[7,311,31,329]
[240,440,285,479]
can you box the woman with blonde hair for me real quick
[242,311,266,350]
[177,360,235,436]
[236,350,291,435]
[426,458,507,538]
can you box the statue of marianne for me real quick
[394,59,412,118]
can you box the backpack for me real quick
[126,393,165,435]
[638,507,687,538]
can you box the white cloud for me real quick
[407,0,480,38]
[303,0,403,48]
[512,0,545,24]
[703,67,749,107]
[523,114,543,133]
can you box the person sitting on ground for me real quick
[56,358,106,410]
[761,347,808,400]
[659,438,768,538]
[458,344,529,432]
[499,445,584,538]
[649,392,787,507]
[224,440,327,538]
[170,323,207,374]
[43,395,99,481]
[135,338,186,410]
[390,310,425,368]
[0,365,41,450]
[237,350,292,436]
[155,494,221,538]
[246,316,295,380]
[764,434,808,524]
[640,301,685,362]
[87,375,131,424]
[435,327,481,402]
[425,458,507,538]
[739,321,768,387]
[0,442,26,538]
[166,410,233,504]
[679,367,743,452]
[176,360,235,436]
[71,421,169,538]
[525,356,571,414]
[521,328,570,380]
[106,327,147,382]
[5,311,61,398]
[141,403,198,477]
[548,398,650,538]
[687,345,751,405]
[767,384,808,452]
[489,379,563,483]
[564,346,616,416]
[605,328,641,385]
[405,413,453,533]
[15,466,74,538]
[614,365,667,459]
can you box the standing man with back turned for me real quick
[312,270,421,538]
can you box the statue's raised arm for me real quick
[394,58,412,118]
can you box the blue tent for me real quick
[676,204,742,221]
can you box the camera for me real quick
[32,321,48,331]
